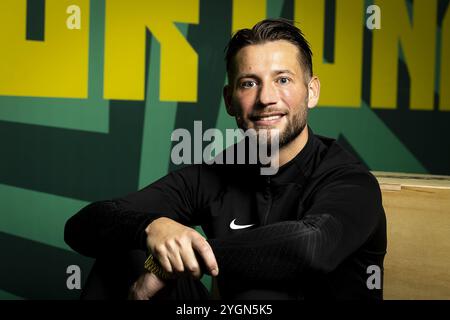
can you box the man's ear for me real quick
[223,85,235,116]
[307,76,320,109]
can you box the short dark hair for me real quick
[225,18,313,84]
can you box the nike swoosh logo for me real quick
[230,219,255,230]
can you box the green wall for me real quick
[0,0,449,299]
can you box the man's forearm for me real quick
[207,215,373,283]
[64,200,159,258]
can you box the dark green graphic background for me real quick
[0,0,448,299]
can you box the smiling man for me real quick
[224,33,318,168]
[65,19,387,300]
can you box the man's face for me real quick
[225,40,311,147]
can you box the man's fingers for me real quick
[158,257,173,274]
[154,243,185,275]
[153,248,173,274]
[149,224,216,278]
[192,237,219,276]
[167,251,185,274]
[180,247,202,278]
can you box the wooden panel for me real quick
[373,172,450,299]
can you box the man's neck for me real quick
[277,124,309,167]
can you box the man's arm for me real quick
[205,170,385,282]
[64,165,218,278]
[65,165,384,284]
[65,165,201,257]
[130,168,384,290]
[128,272,166,300]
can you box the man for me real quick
[65,18,387,300]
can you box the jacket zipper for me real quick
[263,176,272,225]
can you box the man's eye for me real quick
[277,77,290,85]
[240,81,256,88]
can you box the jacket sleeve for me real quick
[64,165,201,258]
[207,170,385,282]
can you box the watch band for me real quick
[143,254,173,280]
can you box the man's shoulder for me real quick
[308,133,380,194]
[312,133,370,176]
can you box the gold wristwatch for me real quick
[143,254,173,280]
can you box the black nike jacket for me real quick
[64,126,387,300]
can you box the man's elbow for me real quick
[63,203,98,257]
[64,214,81,252]
[308,253,341,274]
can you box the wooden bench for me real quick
[374,171,450,299]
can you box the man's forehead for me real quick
[233,40,302,73]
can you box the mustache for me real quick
[248,108,289,119]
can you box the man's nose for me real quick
[257,83,278,107]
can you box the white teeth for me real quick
[258,115,282,121]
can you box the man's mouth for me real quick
[250,113,286,126]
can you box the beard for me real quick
[276,103,308,148]
[235,97,309,149]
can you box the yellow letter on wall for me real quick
[104,0,199,102]
[232,0,266,34]
[371,0,437,110]
[0,0,89,98]
[294,0,364,107]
